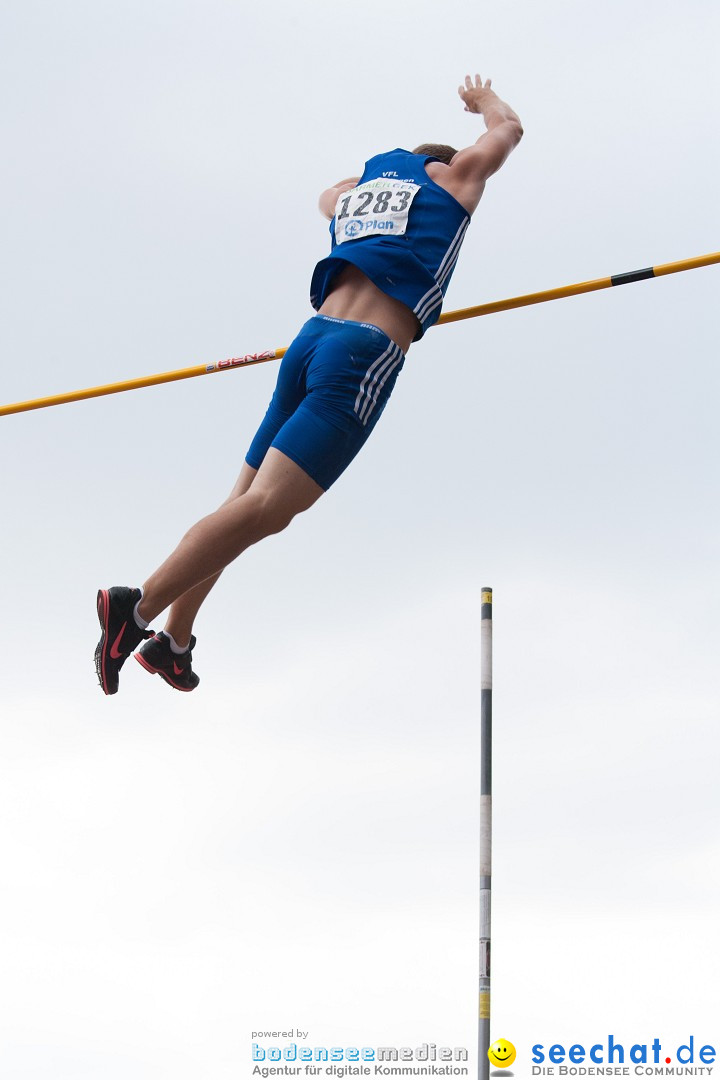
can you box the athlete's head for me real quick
[413,143,458,165]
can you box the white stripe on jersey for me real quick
[413,283,443,323]
[414,218,469,325]
[436,220,469,288]
[435,219,469,285]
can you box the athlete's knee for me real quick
[241,488,298,540]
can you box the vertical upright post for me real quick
[478,587,493,1080]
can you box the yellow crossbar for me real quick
[2,251,718,418]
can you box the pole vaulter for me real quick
[1,251,718,420]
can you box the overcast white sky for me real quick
[1,1,719,1077]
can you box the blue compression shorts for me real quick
[245,314,406,490]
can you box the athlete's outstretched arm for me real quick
[318,177,361,220]
[444,75,523,214]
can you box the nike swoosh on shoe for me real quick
[110,623,127,659]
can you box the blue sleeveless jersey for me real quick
[310,148,470,341]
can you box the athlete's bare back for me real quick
[318,265,420,354]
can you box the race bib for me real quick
[334,178,420,245]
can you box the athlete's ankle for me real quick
[162,630,191,652]
[163,624,192,652]
[134,592,151,629]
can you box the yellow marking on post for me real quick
[479,991,491,1019]
[1,252,718,418]
[481,591,493,605]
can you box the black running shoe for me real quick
[135,632,200,692]
[95,586,152,695]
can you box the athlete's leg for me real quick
[144,318,406,629]
[96,318,407,694]
[137,449,323,624]
[149,326,314,641]
[161,461,258,648]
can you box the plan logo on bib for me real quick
[343,220,364,239]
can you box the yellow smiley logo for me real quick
[488,1039,516,1069]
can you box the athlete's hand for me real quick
[458,74,497,113]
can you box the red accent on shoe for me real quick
[109,622,127,659]
[134,651,196,692]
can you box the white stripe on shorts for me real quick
[354,342,396,415]
[354,342,403,425]
[360,349,405,426]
